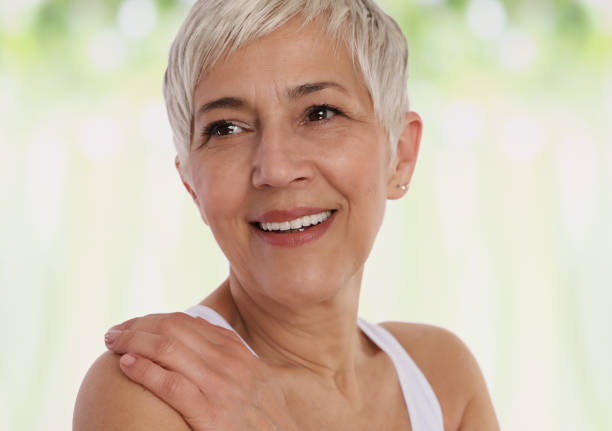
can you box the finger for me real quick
[105,329,225,387]
[109,312,244,354]
[118,353,212,427]
[109,313,181,331]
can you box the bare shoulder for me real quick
[379,321,500,431]
[73,351,191,431]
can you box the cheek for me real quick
[328,132,389,198]
[189,150,251,221]
[347,137,389,223]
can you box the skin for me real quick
[73,17,499,431]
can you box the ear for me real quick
[175,156,198,202]
[174,155,208,225]
[387,112,423,200]
[175,156,208,225]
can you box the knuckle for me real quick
[170,311,188,320]
[156,313,187,333]
[160,373,183,399]
[156,318,175,334]
[115,329,133,347]
[130,356,150,380]
[118,318,135,330]
[155,338,177,357]
[112,318,135,331]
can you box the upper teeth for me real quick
[259,210,333,232]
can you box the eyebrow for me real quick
[195,81,348,117]
[197,97,246,116]
[286,81,348,100]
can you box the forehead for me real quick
[193,18,369,106]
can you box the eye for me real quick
[202,121,244,138]
[305,105,342,123]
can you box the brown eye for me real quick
[214,123,242,136]
[306,105,339,122]
[203,121,244,138]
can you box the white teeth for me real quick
[289,219,301,229]
[258,210,333,232]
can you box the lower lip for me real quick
[252,212,337,248]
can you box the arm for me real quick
[458,390,499,431]
[73,351,191,431]
[381,322,500,431]
[85,312,300,431]
[456,358,499,431]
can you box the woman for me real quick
[74,0,499,429]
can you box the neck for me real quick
[208,272,371,400]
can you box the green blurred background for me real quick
[1,0,610,429]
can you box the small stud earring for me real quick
[396,184,409,191]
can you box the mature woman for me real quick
[74,0,499,429]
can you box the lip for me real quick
[253,207,334,223]
[251,210,337,248]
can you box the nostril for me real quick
[251,169,311,189]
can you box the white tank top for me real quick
[184,304,444,431]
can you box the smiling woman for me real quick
[73,1,499,430]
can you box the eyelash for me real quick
[200,104,345,139]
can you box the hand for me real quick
[104,312,299,431]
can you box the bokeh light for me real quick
[86,29,127,73]
[0,0,43,35]
[118,0,158,40]
[466,0,506,40]
[499,29,538,72]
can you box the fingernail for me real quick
[120,354,136,367]
[104,330,121,346]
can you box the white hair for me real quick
[163,0,410,179]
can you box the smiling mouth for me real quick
[252,210,336,233]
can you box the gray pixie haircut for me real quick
[163,0,410,173]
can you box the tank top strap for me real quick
[184,304,444,430]
[184,304,259,357]
[357,317,444,431]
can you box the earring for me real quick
[396,184,409,191]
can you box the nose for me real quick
[251,125,313,189]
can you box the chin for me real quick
[260,270,357,308]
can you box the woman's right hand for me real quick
[104,312,299,431]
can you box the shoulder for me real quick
[73,351,191,431]
[379,321,500,431]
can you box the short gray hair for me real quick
[163,0,410,175]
